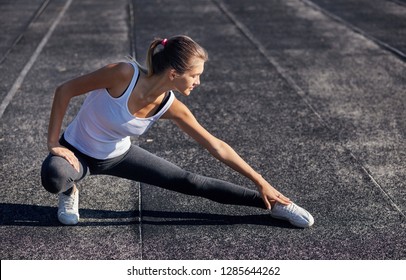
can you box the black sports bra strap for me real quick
[154,92,171,115]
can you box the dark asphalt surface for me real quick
[0,0,405,260]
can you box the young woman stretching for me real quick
[41,35,314,228]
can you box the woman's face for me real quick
[172,59,205,96]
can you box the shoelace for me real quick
[278,203,296,213]
[287,203,298,213]
[275,203,303,221]
[61,194,75,210]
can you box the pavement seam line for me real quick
[128,0,144,259]
[354,155,406,219]
[299,0,406,62]
[128,0,137,59]
[0,0,73,119]
[138,182,144,260]
[0,0,51,65]
[213,0,405,220]
[212,0,327,126]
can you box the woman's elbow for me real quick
[54,83,67,97]
[54,82,74,101]
[209,140,229,158]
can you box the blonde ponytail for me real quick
[146,38,165,77]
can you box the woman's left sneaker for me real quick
[270,202,314,228]
[57,189,79,225]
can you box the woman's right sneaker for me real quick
[58,189,79,225]
[270,202,314,228]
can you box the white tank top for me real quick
[64,62,175,159]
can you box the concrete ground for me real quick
[0,0,405,260]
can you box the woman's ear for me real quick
[169,69,179,81]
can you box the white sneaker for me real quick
[270,202,314,228]
[58,189,79,225]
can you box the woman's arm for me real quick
[47,62,132,171]
[163,98,291,208]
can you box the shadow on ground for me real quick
[0,203,295,228]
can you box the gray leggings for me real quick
[41,136,265,209]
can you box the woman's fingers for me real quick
[276,195,291,205]
[50,145,80,173]
[256,179,293,208]
[263,197,271,209]
[275,193,291,204]
[261,190,291,209]
[65,153,80,172]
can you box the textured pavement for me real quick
[0,0,405,260]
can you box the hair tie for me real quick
[161,38,168,47]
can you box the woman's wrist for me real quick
[251,173,267,187]
[47,141,60,151]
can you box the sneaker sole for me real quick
[58,214,79,225]
[271,213,314,228]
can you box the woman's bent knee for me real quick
[41,155,75,194]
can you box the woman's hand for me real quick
[48,143,80,172]
[256,179,291,209]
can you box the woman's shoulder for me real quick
[97,62,136,97]
[105,62,135,81]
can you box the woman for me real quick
[41,35,314,228]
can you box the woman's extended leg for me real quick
[102,145,266,209]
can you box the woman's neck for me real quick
[136,72,173,103]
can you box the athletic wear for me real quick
[42,137,317,227]
[270,202,314,228]
[58,188,79,225]
[41,135,266,209]
[64,62,175,160]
